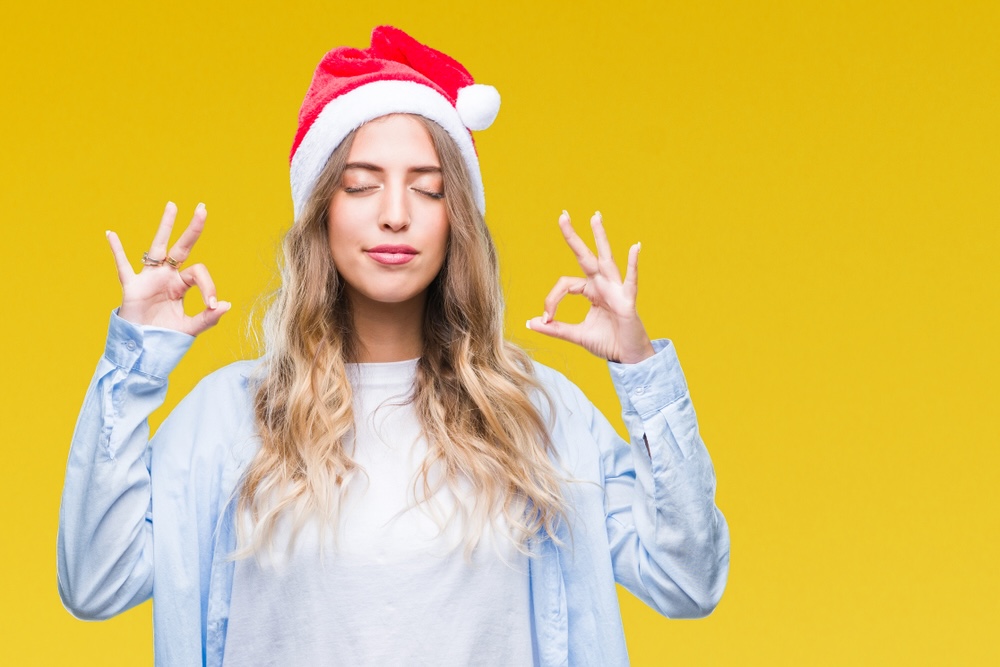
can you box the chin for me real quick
[347,285,430,310]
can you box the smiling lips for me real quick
[365,244,418,265]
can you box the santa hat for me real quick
[290,26,501,219]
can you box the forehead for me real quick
[348,114,440,167]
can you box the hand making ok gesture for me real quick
[527,211,655,365]
[105,201,230,336]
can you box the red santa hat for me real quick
[290,26,501,219]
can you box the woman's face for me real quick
[327,114,449,311]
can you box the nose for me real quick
[378,180,410,232]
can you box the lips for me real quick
[366,244,418,265]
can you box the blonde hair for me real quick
[238,115,564,556]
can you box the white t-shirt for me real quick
[223,358,534,666]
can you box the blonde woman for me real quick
[58,26,729,666]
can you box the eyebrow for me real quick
[344,162,442,174]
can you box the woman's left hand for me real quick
[527,211,656,365]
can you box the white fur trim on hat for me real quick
[290,80,485,220]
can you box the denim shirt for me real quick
[58,312,729,666]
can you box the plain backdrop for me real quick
[2,1,997,664]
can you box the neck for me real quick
[347,291,426,363]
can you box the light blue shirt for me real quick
[58,312,729,666]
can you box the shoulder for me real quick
[187,358,262,401]
[169,359,261,418]
[178,358,264,430]
[529,359,597,426]
[152,359,264,466]
[531,359,577,397]
[528,360,619,481]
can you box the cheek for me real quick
[326,203,359,258]
[431,216,450,257]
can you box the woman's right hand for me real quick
[106,201,231,336]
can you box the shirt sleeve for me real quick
[57,311,194,620]
[597,338,730,618]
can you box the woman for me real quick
[58,25,729,666]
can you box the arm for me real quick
[527,210,728,617]
[600,339,729,617]
[57,202,229,619]
[57,314,193,619]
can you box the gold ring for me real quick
[142,252,165,267]
[165,255,182,269]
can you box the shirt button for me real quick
[125,340,137,351]
[634,386,645,396]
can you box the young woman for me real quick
[58,25,729,666]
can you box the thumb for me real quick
[526,316,583,346]
[189,300,232,335]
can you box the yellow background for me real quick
[2,1,997,664]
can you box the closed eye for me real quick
[414,188,445,200]
[343,185,379,194]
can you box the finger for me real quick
[623,241,640,299]
[166,202,207,265]
[187,300,232,336]
[148,201,178,259]
[525,316,584,347]
[558,211,599,276]
[105,230,135,285]
[590,211,622,282]
[177,263,219,309]
[542,275,588,324]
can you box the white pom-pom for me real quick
[456,84,501,131]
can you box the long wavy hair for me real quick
[237,114,565,557]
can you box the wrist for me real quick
[616,339,656,365]
[613,316,656,364]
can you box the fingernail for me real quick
[105,230,111,237]
[209,296,218,309]
[166,201,175,209]
[637,241,642,252]
[560,210,569,219]
[595,210,602,217]
[196,202,206,212]
[525,319,533,330]
[542,311,550,323]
